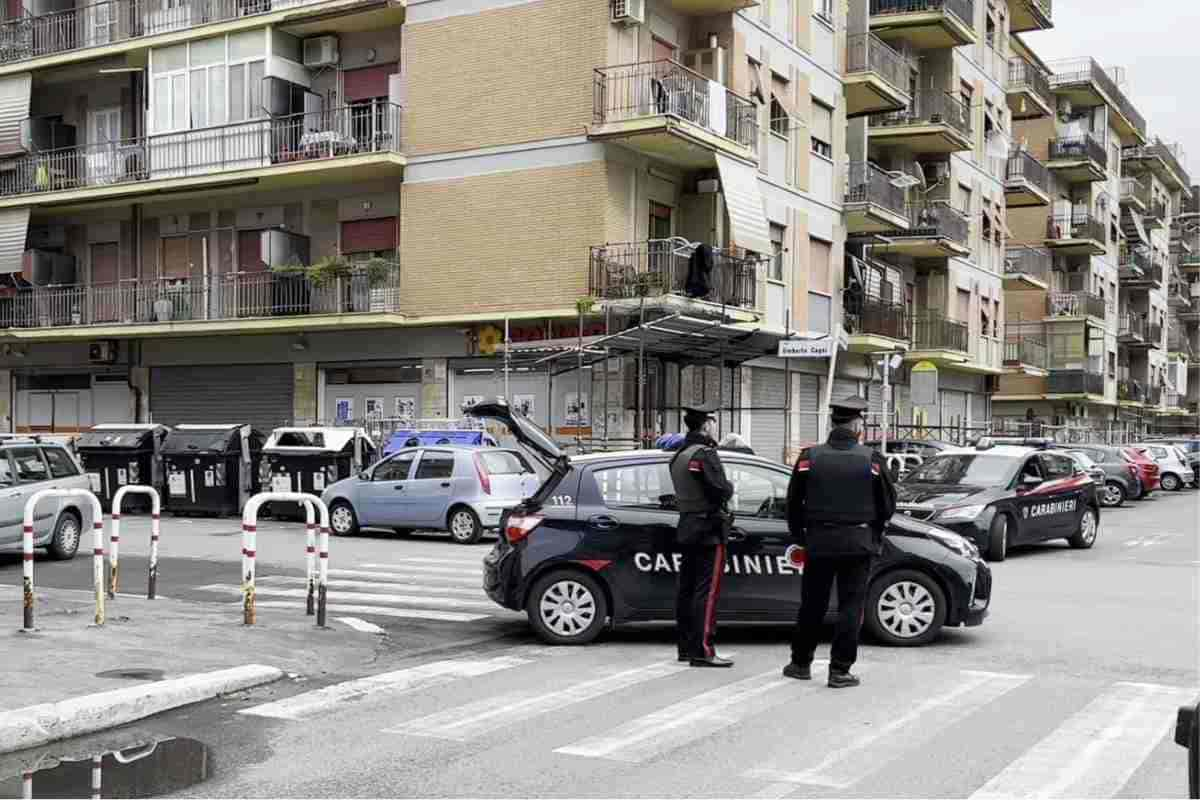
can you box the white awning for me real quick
[0,72,30,156]
[715,153,772,255]
[0,207,28,275]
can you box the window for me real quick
[374,452,416,481]
[809,237,831,295]
[415,451,456,480]
[811,100,833,159]
[769,223,785,281]
[1040,453,1077,480]
[770,96,789,137]
[808,293,831,333]
[43,448,79,478]
[10,448,49,482]
[725,462,789,519]
[0,455,12,487]
[152,37,264,133]
[478,451,532,475]
[649,202,672,241]
[593,462,675,511]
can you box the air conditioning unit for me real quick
[89,340,118,365]
[302,35,339,68]
[610,0,643,25]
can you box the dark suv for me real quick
[1055,444,1141,506]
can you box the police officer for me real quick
[669,402,735,668]
[783,395,896,688]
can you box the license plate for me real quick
[168,472,187,497]
[271,475,292,493]
[87,472,101,493]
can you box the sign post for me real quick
[911,361,939,437]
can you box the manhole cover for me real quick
[94,668,165,681]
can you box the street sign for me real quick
[778,331,847,358]
[911,360,939,406]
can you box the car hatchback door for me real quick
[357,451,417,527]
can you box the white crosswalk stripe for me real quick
[259,575,487,597]
[358,562,482,576]
[196,584,497,610]
[327,567,483,587]
[251,600,488,622]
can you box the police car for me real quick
[466,402,991,648]
[894,438,1101,562]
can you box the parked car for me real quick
[1123,447,1161,496]
[321,446,537,544]
[864,439,955,457]
[1063,450,1108,488]
[1056,444,1142,506]
[1132,443,1196,492]
[0,438,94,559]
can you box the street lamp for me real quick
[876,352,905,456]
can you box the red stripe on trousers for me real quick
[701,543,725,658]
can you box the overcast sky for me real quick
[1023,1,1198,183]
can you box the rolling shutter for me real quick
[341,217,396,254]
[151,364,293,433]
[0,206,28,274]
[715,153,772,254]
[237,230,267,272]
[750,367,786,463]
[970,392,988,427]
[0,72,30,156]
[343,64,398,102]
[793,374,820,444]
[941,389,967,429]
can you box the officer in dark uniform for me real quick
[668,402,735,668]
[783,395,897,688]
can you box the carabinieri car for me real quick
[466,402,991,648]
[894,439,1101,562]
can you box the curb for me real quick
[0,664,283,756]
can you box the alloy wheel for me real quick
[58,517,80,553]
[1102,483,1123,506]
[1079,509,1098,545]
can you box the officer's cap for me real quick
[681,401,718,419]
[830,395,869,423]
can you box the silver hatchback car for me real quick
[0,438,94,559]
[321,446,537,544]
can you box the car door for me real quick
[356,450,417,526]
[404,450,458,527]
[0,452,22,547]
[721,460,800,619]
[1011,454,1048,543]
[1034,452,1086,538]
[9,447,55,537]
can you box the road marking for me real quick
[336,617,386,634]
[195,584,496,610]
[259,576,485,597]
[745,670,1031,791]
[327,568,483,586]
[386,660,688,741]
[358,562,482,576]
[968,681,1195,799]
[555,662,819,764]
[239,656,531,721]
[250,600,488,622]
[380,556,491,568]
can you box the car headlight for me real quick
[936,504,987,522]
[925,526,979,558]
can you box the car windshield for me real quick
[1067,451,1096,468]
[905,454,1018,486]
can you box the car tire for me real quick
[1068,506,1099,549]
[328,501,359,537]
[864,569,947,647]
[986,513,1009,562]
[526,570,608,645]
[447,506,483,545]
[1101,481,1126,508]
[46,510,82,561]
[1161,472,1182,492]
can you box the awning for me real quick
[715,153,772,255]
[0,207,28,275]
[1122,208,1148,245]
[0,72,30,156]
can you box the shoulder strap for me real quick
[670,443,702,471]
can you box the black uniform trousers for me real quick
[791,553,873,673]
[675,541,726,659]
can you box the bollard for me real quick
[21,769,31,800]
[242,518,256,626]
[109,486,163,600]
[91,754,101,800]
[241,492,330,627]
[317,520,329,628]
[304,502,316,616]
[21,489,105,631]
[21,519,33,632]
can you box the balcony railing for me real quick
[845,33,908,96]
[1049,57,1147,141]
[1145,200,1168,223]
[1005,246,1053,283]
[901,200,969,244]
[844,161,906,217]
[1164,391,1183,409]
[1047,135,1107,170]
[1123,139,1192,189]
[1046,212,1105,244]
[1047,291,1106,320]
[588,240,758,309]
[1006,149,1050,194]
[1118,379,1146,403]
[1004,336,1047,369]
[868,89,972,140]
[1007,58,1052,109]
[1147,384,1164,405]
[972,335,1003,369]
[1120,177,1151,208]
[0,102,402,199]
[0,261,401,330]
[869,0,974,27]
[1118,314,1146,339]
[844,292,909,342]
[592,60,758,152]
[912,310,968,353]
[1049,365,1105,395]
[1146,323,1163,345]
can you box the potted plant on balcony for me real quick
[362,257,394,312]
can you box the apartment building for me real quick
[1167,184,1200,430]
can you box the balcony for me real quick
[1146,323,1163,348]
[905,310,970,367]
[1048,58,1147,145]
[1004,336,1048,376]
[1173,247,1200,276]
[1046,290,1106,324]
[589,60,758,168]
[1147,384,1164,406]
[844,33,910,118]
[1006,58,1053,120]
[0,0,402,72]
[0,102,404,208]
[1005,149,1051,207]
[0,260,401,338]
[1118,313,1147,344]
[967,335,1004,374]
[868,90,972,154]
[656,0,758,14]
[868,0,976,49]
[1009,0,1052,32]
[1118,378,1148,405]
[1120,177,1151,214]
[588,240,758,315]
[1144,200,1168,231]
[1048,364,1105,397]
[1045,212,1106,256]
[843,292,909,352]
[1003,246,1053,290]
[1122,139,1192,194]
[873,201,970,261]
[1046,136,1107,184]
[844,161,909,234]
[1169,279,1194,311]
[1119,249,1162,287]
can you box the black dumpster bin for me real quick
[260,427,377,518]
[162,424,264,516]
[76,424,171,512]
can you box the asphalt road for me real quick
[1,488,1196,798]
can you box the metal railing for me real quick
[1147,384,1164,405]
[588,240,758,309]
[1004,336,1047,369]
[912,310,968,353]
[0,261,401,330]
[1120,177,1151,208]
[1007,57,1052,110]
[900,200,969,244]
[1049,366,1105,396]
[843,292,909,342]
[0,101,402,199]
[1047,135,1107,170]
[869,89,972,141]
[1146,323,1163,345]
[869,0,974,27]
[1163,392,1183,409]
[1145,200,1168,224]
[1046,212,1105,244]
[844,161,906,218]
[1119,246,1152,274]
[1118,313,1146,339]
[1047,291,1106,320]
[1123,139,1192,190]
[592,60,758,152]
[1006,149,1050,195]
[845,32,908,97]
[1005,246,1053,283]
[972,335,1003,369]
[1118,378,1146,402]
[1048,57,1147,141]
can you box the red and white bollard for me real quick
[91,754,101,800]
[241,492,330,628]
[109,486,163,599]
[21,489,105,630]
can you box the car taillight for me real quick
[505,513,542,544]
[473,453,491,495]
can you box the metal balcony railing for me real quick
[1046,212,1105,244]
[1006,149,1050,194]
[869,0,974,28]
[1164,392,1183,409]
[1118,314,1146,339]
[1123,139,1192,189]
[1146,323,1163,345]
[843,292,909,342]
[1147,384,1164,405]
[1047,135,1107,170]
[1004,336,1047,369]
[1120,177,1151,208]
[1118,379,1146,402]
[1049,57,1147,141]
[1007,58,1052,109]
[844,161,906,218]
[1049,364,1105,395]
[1047,291,1106,320]
[592,60,759,152]
[1145,200,1168,223]
[588,240,758,309]
[845,33,908,96]
[901,200,969,244]
[0,102,402,199]
[1004,246,1053,283]
[912,310,968,353]
[1119,246,1151,273]
[869,89,972,140]
[0,261,401,330]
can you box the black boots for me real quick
[690,654,735,668]
[782,662,812,680]
[828,670,861,689]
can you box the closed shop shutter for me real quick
[970,392,988,428]
[341,217,396,254]
[896,385,912,425]
[151,364,293,432]
[867,381,891,428]
[833,378,859,402]
[343,64,398,102]
[750,367,786,463]
[794,374,820,445]
[941,389,967,431]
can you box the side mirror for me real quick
[1020,474,1042,488]
[358,471,370,481]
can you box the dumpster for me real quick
[161,424,263,516]
[381,429,498,456]
[76,424,170,511]
[260,427,377,517]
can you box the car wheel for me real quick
[1101,481,1126,508]
[986,513,1009,562]
[865,569,947,647]
[1068,507,1099,549]
[1161,473,1182,492]
[526,570,608,645]
[447,506,483,545]
[328,501,359,537]
[47,511,82,560]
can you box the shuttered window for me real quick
[342,64,398,102]
[341,217,396,254]
[237,230,267,272]
[161,236,189,279]
[808,237,831,295]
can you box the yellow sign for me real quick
[476,325,503,356]
[911,360,938,373]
